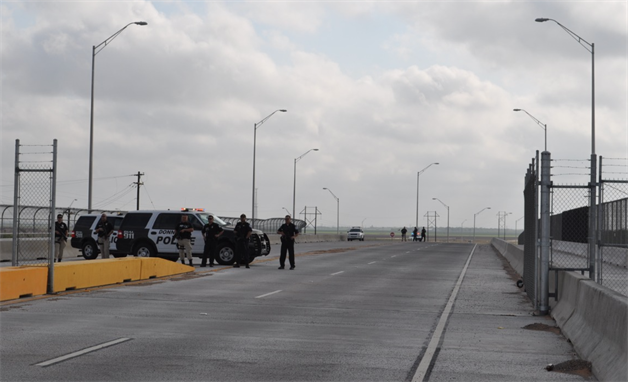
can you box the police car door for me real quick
[188,214,205,255]
[152,213,182,254]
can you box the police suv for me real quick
[114,209,271,264]
[70,213,126,259]
[347,227,365,241]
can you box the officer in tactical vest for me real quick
[233,214,252,268]
[277,215,299,270]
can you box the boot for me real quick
[188,259,193,266]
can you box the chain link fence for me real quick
[598,156,628,296]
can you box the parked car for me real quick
[70,213,126,259]
[347,227,365,241]
[114,210,271,265]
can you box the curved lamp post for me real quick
[513,109,547,151]
[473,207,491,242]
[251,109,287,227]
[432,198,450,242]
[536,17,596,280]
[89,21,148,212]
[323,187,339,235]
[416,163,439,229]
[293,148,318,219]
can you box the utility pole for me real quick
[134,171,144,210]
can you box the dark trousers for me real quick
[235,239,249,265]
[202,240,216,266]
[280,240,295,267]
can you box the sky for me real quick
[1,1,627,230]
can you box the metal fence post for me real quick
[539,151,551,315]
[12,140,20,266]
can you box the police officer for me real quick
[413,227,419,242]
[233,214,251,268]
[176,215,194,266]
[277,215,299,270]
[54,214,68,262]
[94,213,113,259]
[421,227,427,242]
[201,215,223,267]
[401,226,408,242]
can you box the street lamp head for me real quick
[535,18,549,22]
[323,187,328,190]
[313,148,319,151]
[279,109,287,112]
[513,108,521,112]
[134,21,148,26]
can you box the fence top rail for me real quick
[550,184,591,189]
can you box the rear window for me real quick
[153,213,183,230]
[74,216,96,230]
[110,217,124,230]
[120,213,152,229]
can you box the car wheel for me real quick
[133,242,155,258]
[82,241,99,260]
[216,242,235,265]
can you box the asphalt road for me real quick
[0,241,589,381]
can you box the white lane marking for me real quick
[392,255,397,257]
[36,338,132,367]
[255,290,282,299]
[368,261,376,264]
[331,271,344,276]
[411,244,477,382]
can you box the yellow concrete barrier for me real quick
[139,258,194,279]
[53,258,143,292]
[0,266,48,301]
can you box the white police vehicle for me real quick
[115,209,271,264]
[70,213,126,259]
[347,227,365,241]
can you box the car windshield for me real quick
[198,213,228,227]
[350,229,361,232]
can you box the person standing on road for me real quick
[176,215,194,266]
[421,227,427,242]
[54,214,68,262]
[277,215,299,270]
[412,227,418,242]
[233,214,252,269]
[94,214,113,259]
[201,215,223,267]
[401,227,408,242]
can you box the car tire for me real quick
[133,241,156,258]
[82,241,99,260]
[216,242,235,265]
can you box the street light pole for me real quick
[293,148,319,219]
[536,17,596,280]
[323,187,339,235]
[251,109,287,228]
[416,163,439,229]
[473,207,491,243]
[432,198,449,242]
[513,109,547,151]
[88,21,147,213]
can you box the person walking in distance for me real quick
[54,214,68,262]
[201,215,223,267]
[401,227,408,242]
[233,214,252,268]
[277,215,299,270]
[94,213,113,259]
[413,227,419,242]
[176,215,194,266]
[421,227,427,242]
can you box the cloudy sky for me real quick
[1,1,626,230]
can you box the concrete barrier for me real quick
[491,237,628,382]
[53,258,144,292]
[551,272,628,382]
[139,258,194,279]
[0,266,47,301]
[490,238,524,276]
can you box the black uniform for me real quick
[175,221,193,240]
[413,227,418,242]
[201,222,223,266]
[233,221,252,267]
[421,227,427,242]
[277,223,299,269]
[95,220,113,239]
[55,221,68,243]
